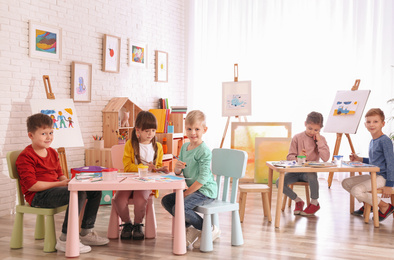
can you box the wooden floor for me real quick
[1,179,394,259]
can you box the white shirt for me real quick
[137,143,155,164]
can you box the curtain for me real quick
[186,0,393,181]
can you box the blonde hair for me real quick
[185,110,206,127]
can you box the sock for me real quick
[294,197,303,203]
[311,199,318,206]
[80,228,92,236]
[59,232,67,242]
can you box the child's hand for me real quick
[382,186,392,198]
[59,179,70,186]
[314,132,321,142]
[175,159,187,170]
[147,162,156,172]
[301,149,307,157]
[349,153,361,162]
[156,166,169,174]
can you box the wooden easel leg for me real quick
[220,117,231,148]
[345,134,362,176]
[328,133,343,188]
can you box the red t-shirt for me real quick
[15,145,64,205]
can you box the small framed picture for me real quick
[129,40,148,68]
[71,61,92,102]
[102,34,121,73]
[29,21,62,61]
[155,50,168,82]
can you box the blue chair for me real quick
[194,148,247,252]
[7,150,68,252]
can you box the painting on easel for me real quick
[324,90,370,134]
[30,99,84,148]
[222,81,252,117]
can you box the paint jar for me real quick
[297,155,306,165]
[138,165,149,177]
[333,155,343,167]
[102,168,118,181]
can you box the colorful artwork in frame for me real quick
[71,61,92,102]
[129,40,148,67]
[102,34,121,73]
[29,21,62,61]
[231,122,291,182]
[222,81,252,117]
[30,99,84,148]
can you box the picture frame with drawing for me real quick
[29,21,62,61]
[129,40,148,68]
[71,61,92,103]
[155,50,168,82]
[102,34,121,73]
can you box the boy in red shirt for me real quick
[16,113,109,253]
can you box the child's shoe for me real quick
[352,205,373,216]
[132,223,145,240]
[294,201,304,215]
[120,222,133,240]
[56,239,91,253]
[300,203,320,216]
[80,230,109,246]
[186,226,200,247]
[378,204,394,222]
[193,225,221,249]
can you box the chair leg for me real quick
[107,200,121,239]
[212,213,219,229]
[364,203,371,223]
[260,193,267,217]
[262,193,272,222]
[35,214,45,240]
[145,198,157,239]
[305,186,311,205]
[239,192,247,223]
[200,214,213,252]
[231,210,244,246]
[43,215,57,252]
[10,212,23,249]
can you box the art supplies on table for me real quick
[75,172,102,182]
[342,161,377,167]
[304,162,337,168]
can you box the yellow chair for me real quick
[7,150,68,252]
[238,184,272,223]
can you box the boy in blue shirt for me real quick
[342,108,394,221]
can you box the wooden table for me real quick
[266,162,380,228]
[66,174,187,257]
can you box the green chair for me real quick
[7,150,68,252]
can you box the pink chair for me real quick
[107,144,157,239]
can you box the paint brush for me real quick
[173,154,187,167]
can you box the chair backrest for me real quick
[211,148,248,203]
[111,144,126,171]
[6,150,25,206]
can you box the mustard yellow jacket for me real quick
[122,140,164,172]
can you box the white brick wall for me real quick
[0,0,186,217]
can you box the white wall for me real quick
[0,0,186,217]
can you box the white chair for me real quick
[194,148,247,252]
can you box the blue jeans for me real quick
[276,172,319,200]
[161,190,214,230]
[31,186,101,234]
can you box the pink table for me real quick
[66,174,187,257]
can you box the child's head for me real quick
[185,110,208,146]
[131,111,158,164]
[304,111,324,138]
[364,108,385,136]
[26,113,54,149]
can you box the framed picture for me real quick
[222,80,252,117]
[129,40,148,67]
[155,50,168,82]
[102,34,121,73]
[71,61,92,102]
[29,21,62,61]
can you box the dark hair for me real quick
[131,111,158,164]
[306,111,324,127]
[26,113,53,133]
[365,108,385,121]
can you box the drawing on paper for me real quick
[333,100,358,116]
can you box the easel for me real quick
[43,75,69,178]
[220,64,248,148]
[327,79,362,188]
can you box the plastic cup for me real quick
[138,165,149,177]
[297,155,306,165]
[102,168,118,181]
[333,155,343,167]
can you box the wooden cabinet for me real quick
[102,97,142,148]
[85,148,113,168]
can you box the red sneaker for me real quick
[300,203,320,216]
[294,201,305,215]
